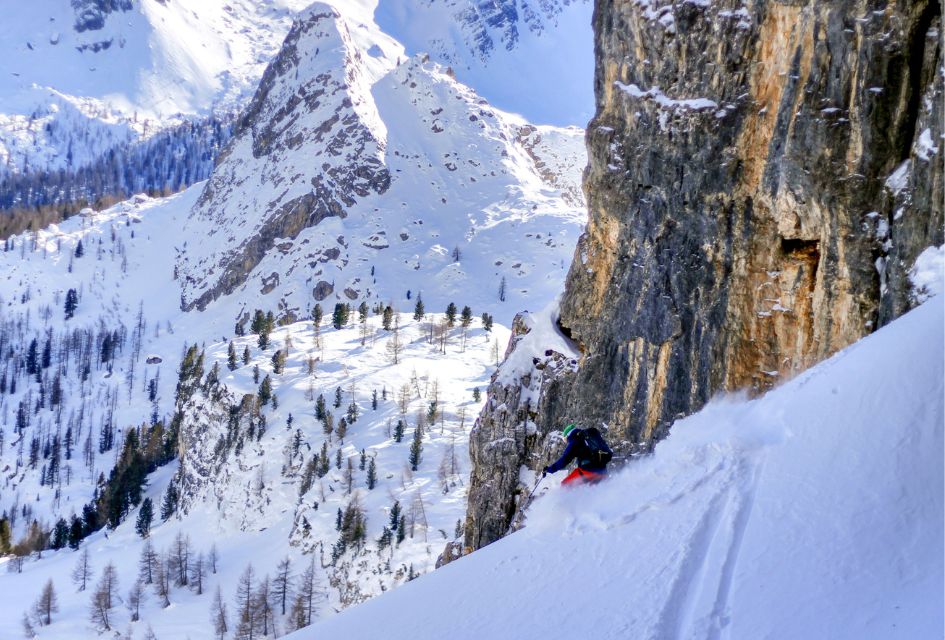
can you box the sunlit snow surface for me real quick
[297,297,945,640]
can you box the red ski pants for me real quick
[561,467,605,486]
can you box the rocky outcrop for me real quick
[72,0,132,33]
[465,313,580,550]
[467,0,943,549]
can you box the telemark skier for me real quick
[543,423,613,485]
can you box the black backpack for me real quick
[580,427,613,466]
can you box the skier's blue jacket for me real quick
[546,429,608,474]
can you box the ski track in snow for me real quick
[634,450,760,640]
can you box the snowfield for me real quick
[295,295,945,640]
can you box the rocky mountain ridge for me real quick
[178,3,588,321]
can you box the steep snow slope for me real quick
[375,0,594,126]
[296,296,945,639]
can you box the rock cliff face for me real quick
[467,0,943,550]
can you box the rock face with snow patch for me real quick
[178,6,390,311]
[467,0,943,549]
[464,313,579,549]
[72,0,133,33]
[563,0,943,443]
[176,4,587,320]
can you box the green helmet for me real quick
[562,423,577,438]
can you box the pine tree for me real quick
[72,547,92,592]
[334,386,343,408]
[413,295,424,320]
[135,498,153,538]
[315,393,326,420]
[409,425,423,471]
[367,457,377,490]
[312,304,323,328]
[251,310,275,349]
[26,338,38,375]
[74,239,84,258]
[89,562,118,630]
[396,515,406,544]
[498,276,507,301]
[33,579,59,626]
[242,345,251,366]
[128,579,145,622]
[445,302,457,327]
[0,517,13,554]
[274,557,293,616]
[211,585,229,640]
[481,312,493,332]
[372,389,378,410]
[393,419,405,443]
[377,526,392,549]
[51,518,69,549]
[337,417,348,442]
[332,303,348,330]
[64,288,79,320]
[227,342,238,370]
[473,387,481,402]
[258,375,273,406]
[358,301,369,323]
[382,306,393,330]
[160,484,179,521]
[461,305,473,328]
[271,349,287,374]
[318,442,330,477]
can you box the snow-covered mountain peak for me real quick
[177,6,587,321]
[234,3,399,155]
[178,5,395,313]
